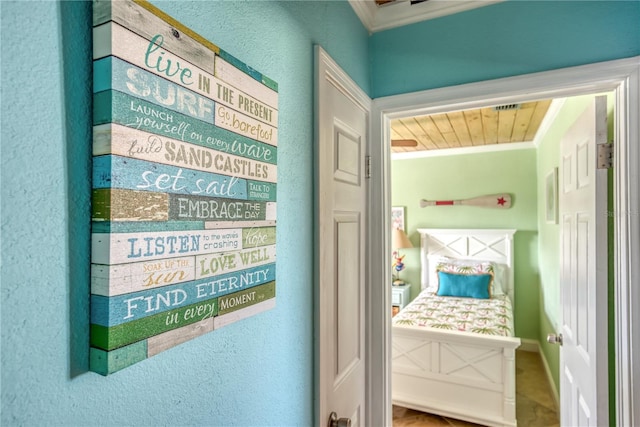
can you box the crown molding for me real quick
[391,140,536,160]
[532,98,567,147]
[349,0,504,33]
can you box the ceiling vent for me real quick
[493,104,521,111]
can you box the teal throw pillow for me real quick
[437,271,492,299]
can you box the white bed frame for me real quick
[392,228,521,427]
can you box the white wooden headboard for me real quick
[417,228,517,301]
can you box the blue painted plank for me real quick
[218,49,278,92]
[93,90,277,165]
[91,220,205,234]
[91,262,276,326]
[94,56,215,124]
[92,154,249,199]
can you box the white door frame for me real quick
[370,56,640,426]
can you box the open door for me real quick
[553,95,609,425]
[315,47,372,426]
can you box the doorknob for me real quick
[547,333,563,346]
[328,412,351,427]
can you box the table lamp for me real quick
[392,227,413,285]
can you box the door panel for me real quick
[336,214,361,380]
[559,96,608,426]
[316,47,370,427]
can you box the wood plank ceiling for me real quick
[391,100,552,153]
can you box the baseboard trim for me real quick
[519,339,560,411]
[519,338,539,353]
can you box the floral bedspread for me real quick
[393,290,514,337]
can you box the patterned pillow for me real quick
[431,257,496,296]
[428,255,507,296]
[434,258,495,276]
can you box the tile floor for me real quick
[393,350,559,427]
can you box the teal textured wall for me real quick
[2,0,638,424]
[0,1,368,425]
[370,0,640,97]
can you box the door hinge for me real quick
[597,143,613,169]
[365,155,371,179]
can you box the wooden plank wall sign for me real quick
[90,0,278,375]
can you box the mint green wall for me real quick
[1,1,368,425]
[391,149,539,339]
[536,95,608,328]
[535,93,615,405]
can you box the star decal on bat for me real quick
[497,197,507,206]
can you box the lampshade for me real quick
[392,228,413,250]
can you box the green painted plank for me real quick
[168,194,268,221]
[246,180,277,202]
[92,188,169,222]
[89,341,147,376]
[218,280,275,315]
[91,297,217,350]
[242,226,276,248]
[92,188,272,223]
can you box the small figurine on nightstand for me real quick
[392,251,406,286]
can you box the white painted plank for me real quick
[215,56,278,109]
[94,122,277,183]
[205,220,277,230]
[213,298,275,329]
[91,255,196,296]
[147,317,215,357]
[215,104,277,147]
[265,202,276,221]
[93,22,278,127]
[92,228,243,265]
[102,0,217,72]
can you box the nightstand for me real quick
[391,283,412,316]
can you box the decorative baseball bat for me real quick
[420,193,512,209]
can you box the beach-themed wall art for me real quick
[91,0,278,375]
[392,206,405,230]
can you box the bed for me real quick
[392,228,521,427]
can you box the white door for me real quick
[558,95,608,426]
[316,47,370,427]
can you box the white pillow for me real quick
[491,262,508,296]
[426,255,507,296]
[426,255,449,291]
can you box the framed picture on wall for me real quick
[545,167,558,224]
[392,206,405,230]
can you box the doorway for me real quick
[369,56,640,426]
